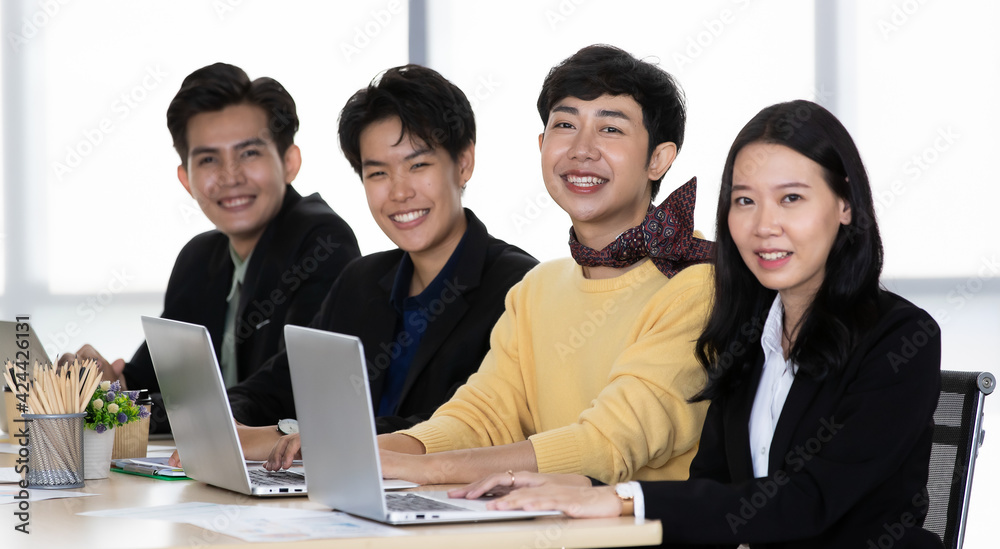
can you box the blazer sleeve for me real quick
[639,305,941,546]
[228,272,349,426]
[278,224,360,330]
[122,243,203,393]
[399,281,534,451]
[687,396,732,484]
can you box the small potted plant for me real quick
[84,380,149,479]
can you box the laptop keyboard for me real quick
[248,469,305,486]
[386,493,469,512]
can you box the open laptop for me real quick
[0,320,51,371]
[284,324,561,524]
[141,316,307,497]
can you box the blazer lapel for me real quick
[767,371,824,474]
[394,209,487,409]
[366,266,399,404]
[727,355,764,481]
[234,188,300,329]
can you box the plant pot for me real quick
[83,427,116,479]
[112,406,151,459]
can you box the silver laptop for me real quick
[141,316,307,497]
[284,324,561,524]
[0,320,51,371]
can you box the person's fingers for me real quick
[282,435,301,469]
[448,473,509,498]
[110,358,126,376]
[265,437,287,471]
[57,352,75,367]
[264,434,301,471]
[488,485,619,518]
[168,450,182,468]
[450,470,540,499]
[76,344,104,363]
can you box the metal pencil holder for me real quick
[22,413,86,489]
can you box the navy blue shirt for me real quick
[376,233,469,416]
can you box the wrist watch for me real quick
[276,418,299,435]
[615,483,635,516]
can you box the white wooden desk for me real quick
[0,438,661,548]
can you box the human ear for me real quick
[177,164,193,197]
[839,199,852,225]
[538,132,544,151]
[647,142,678,181]
[458,143,476,189]
[282,144,302,184]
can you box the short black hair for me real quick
[166,62,298,166]
[537,44,686,200]
[338,64,476,178]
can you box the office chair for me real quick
[924,370,995,549]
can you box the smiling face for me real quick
[359,116,471,270]
[178,103,300,258]
[729,142,852,309]
[539,94,676,249]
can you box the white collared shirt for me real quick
[748,294,799,478]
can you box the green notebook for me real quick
[111,458,191,481]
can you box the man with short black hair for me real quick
[230,65,537,461]
[63,63,360,432]
[375,45,715,485]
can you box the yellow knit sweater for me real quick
[402,258,712,484]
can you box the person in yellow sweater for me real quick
[269,44,716,485]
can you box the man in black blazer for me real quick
[229,208,534,432]
[61,63,361,432]
[229,65,537,464]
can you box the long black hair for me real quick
[695,100,883,400]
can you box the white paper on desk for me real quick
[79,501,407,541]
[0,442,22,454]
[0,486,96,505]
[0,467,23,483]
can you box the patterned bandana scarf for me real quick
[568,177,714,278]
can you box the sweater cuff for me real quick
[400,416,469,454]
[528,428,582,474]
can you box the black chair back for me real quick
[925,370,994,549]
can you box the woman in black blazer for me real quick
[453,100,943,549]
